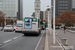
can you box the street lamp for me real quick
[47,6,52,35]
[53,0,55,44]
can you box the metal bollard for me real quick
[62,38,68,46]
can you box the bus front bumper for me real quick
[22,31,39,34]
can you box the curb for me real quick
[67,30,75,33]
[44,29,49,50]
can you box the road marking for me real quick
[13,37,18,39]
[0,42,12,48]
[35,30,44,50]
[56,36,65,50]
[3,39,12,43]
[0,35,23,48]
[50,46,61,48]
[18,34,23,37]
[63,46,74,50]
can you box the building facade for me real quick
[43,11,49,22]
[72,0,75,11]
[56,0,72,17]
[18,0,23,20]
[34,0,41,19]
[40,11,43,22]
[0,0,18,20]
[51,0,75,17]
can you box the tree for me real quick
[51,16,60,25]
[0,11,5,27]
[59,10,75,26]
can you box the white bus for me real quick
[22,17,41,35]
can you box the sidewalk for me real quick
[37,29,63,50]
[56,29,75,50]
[46,29,63,50]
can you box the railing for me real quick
[67,27,75,31]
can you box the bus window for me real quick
[32,18,36,22]
[24,18,32,29]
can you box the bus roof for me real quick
[25,17,38,19]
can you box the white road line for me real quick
[0,42,12,48]
[0,35,23,48]
[50,46,61,48]
[35,30,44,50]
[18,34,23,37]
[63,46,74,50]
[3,39,12,43]
[56,36,65,50]
[13,37,18,39]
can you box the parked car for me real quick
[15,25,23,33]
[0,26,3,31]
[4,25,14,32]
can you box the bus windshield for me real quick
[24,17,39,28]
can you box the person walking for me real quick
[64,25,66,33]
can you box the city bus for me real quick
[22,17,41,35]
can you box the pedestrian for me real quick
[64,25,66,33]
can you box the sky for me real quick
[23,0,51,17]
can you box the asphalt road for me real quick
[56,29,75,50]
[0,30,44,50]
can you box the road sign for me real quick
[61,23,65,25]
[61,23,65,27]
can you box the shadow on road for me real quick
[22,33,41,37]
